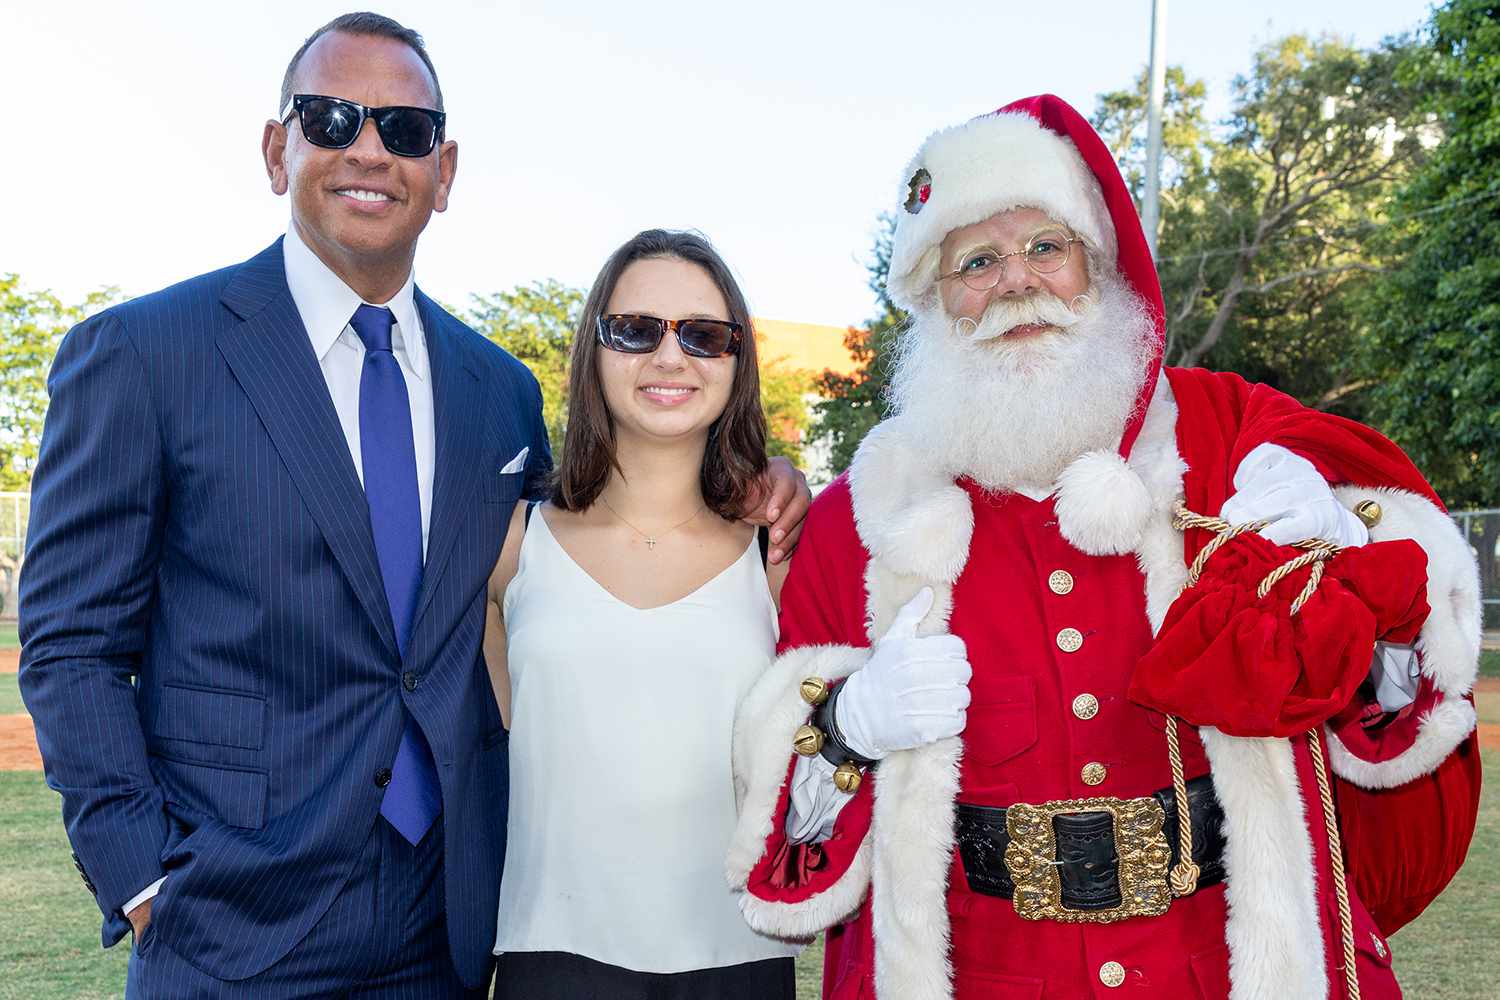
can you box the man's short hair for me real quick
[280,12,444,114]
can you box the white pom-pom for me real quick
[1055,450,1152,555]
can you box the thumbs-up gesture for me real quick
[835,588,972,760]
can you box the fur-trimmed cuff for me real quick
[1326,485,1481,788]
[728,644,873,938]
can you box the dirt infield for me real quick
[0,714,40,770]
[2,649,18,672]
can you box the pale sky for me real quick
[3,0,1437,328]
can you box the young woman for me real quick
[485,230,800,999]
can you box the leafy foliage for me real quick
[465,279,582,461]
[807,214,904,476]
[0,277,119,491]
[1137,35,1426,415]
[758,356,815,466]
[1356,0,1500,509]
[1091,65,1212,203]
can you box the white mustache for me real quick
[959,292,1092,341]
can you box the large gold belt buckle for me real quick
[1004,795,1173,923]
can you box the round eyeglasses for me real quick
[939,229,1084,292]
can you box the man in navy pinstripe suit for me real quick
[18,13,808,998]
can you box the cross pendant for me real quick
[645,537,657,550]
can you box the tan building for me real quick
[752,318,861,377]
[752,318,862,485]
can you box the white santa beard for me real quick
[887,272,1157,494]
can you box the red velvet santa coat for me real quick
[726,368,1481,1000]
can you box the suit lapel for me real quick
[216,240,399,656]
[410,290,484,636]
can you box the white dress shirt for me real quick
[283,224,436,555]
[123,227,437,918]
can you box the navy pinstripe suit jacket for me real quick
[18,239,550,987]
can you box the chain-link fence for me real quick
[1452,509,1500,635]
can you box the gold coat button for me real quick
[1081,762,1108,786]
[1056,628,1084,653]
[1048,570,1074,595]
[1072,693,1099,720]
[1099,961,1126,987]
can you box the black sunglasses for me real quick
[596,315,743,358]
[280,94,446,158]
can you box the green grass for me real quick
[1,753,1492,999]
[1480,649,1500,680]
[1,673,24,716]
[795,937,823,995]
[1390,749,1499,998]
[1,623,19,650]
[0,772,127,1000]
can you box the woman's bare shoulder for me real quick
[487,500,533,605]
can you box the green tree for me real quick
[758,357,815,467]
[0,278,120,614]
[1091,65,1212,207]
[1356,0,1500,512]
[1154,34,1426,415]
[0,277,120,491]
[466,280,582,461]
[808,214,903,476]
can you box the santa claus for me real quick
[726,94,1481,1000]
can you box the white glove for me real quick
[1221,443,1369,549]
[835,588,971,760]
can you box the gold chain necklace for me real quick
[599,496,705,551]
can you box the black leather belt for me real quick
[955,774,1226,919]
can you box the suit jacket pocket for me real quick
[484,469,526,504]
[157,684,266,750]
[153,753,269,830]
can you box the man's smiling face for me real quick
[266,30,456,284]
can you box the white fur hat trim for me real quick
[888,110,1116,313]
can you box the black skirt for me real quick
[493,951,796,1000]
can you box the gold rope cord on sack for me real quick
[1167,502,1361,1000]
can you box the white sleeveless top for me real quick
[494,509,801,972]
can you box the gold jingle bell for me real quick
[832,762,863,793]
[793,724,825,757]
[799,676,830,706]
[1354,499,1383,529]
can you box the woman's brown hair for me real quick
[554,229,768,518]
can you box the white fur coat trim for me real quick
[1198,730,1329,1000]
[1323,485,1481,789]
[860,563,965,1000]
[851,375,1328,1000]
[728,644,875,939]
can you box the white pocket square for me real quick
[499,447,530,475]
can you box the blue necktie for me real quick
[351,304,441,845]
